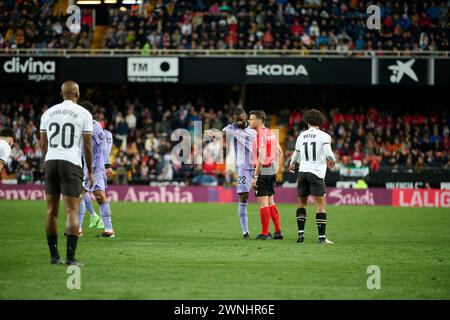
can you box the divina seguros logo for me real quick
[3,57,56,82]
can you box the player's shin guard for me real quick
[47,234,59,259]
[84,193,96,217]
[78,200,86,227]
[316,212,327,240]
[99,203,113,232]
[66,234,78,261]
[238,202,249,234]
[269,205,281,232]
[296,208,307,234]
[259,207,271,235]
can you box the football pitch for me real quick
[0,200,449,300]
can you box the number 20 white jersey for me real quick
[40,100,93,167]
[295,127,335,179]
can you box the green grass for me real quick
[0,200,449,300]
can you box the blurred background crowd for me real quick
[1,85,448,185]
[1,0,449,52]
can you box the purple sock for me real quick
[238,202,249,234]
[99,203,113,232]
[78,199,86,228]
[84,193,96,217]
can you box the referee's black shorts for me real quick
[44,160,83,198]
[297,172,326,198]
[255,174,276,198]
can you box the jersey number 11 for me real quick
[303,142,316,161]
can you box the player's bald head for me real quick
[61,81,80,101]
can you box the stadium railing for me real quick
[1,48,449,58]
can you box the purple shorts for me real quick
[236,167,254,194]
[83,167,107,192]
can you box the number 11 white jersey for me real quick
[40,100,93,167]
[295,127,335,179]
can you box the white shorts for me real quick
[236,167,254,194]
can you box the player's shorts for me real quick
[254,174,276,198]
[83,167,107,192]
[44,160,83,198]
[236,167,254,194]
[297,171,326,198]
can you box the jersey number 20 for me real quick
[49,122,75,149]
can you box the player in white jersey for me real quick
[289,109,336,245]
[0,128,15,175]
[39,81,94,266]
[207,108,256,239]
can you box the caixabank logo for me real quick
[2,57,56,82]
[379,58,427,85]
[127,57,179,83]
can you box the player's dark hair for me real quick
[249,110,267,122]
[79,100,96,115]
[233,107,246,117]
[0,127,15,141]
[303,109,326,127]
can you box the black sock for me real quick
[66,235,78,261]
[316,212,327,239]
[47,234,59,259]
[296,208,307,234]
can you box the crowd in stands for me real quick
[106,0,450,51]
[0,0,94,50]
[1,91,449,185]
[1,1,448,52]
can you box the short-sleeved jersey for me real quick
[40,100,93,168]
[91,120,105,170]
[103,129,113,165]
[252,127,280,175]
[295,127,335,179]
[0,139,11,166]
[222,122,256,170]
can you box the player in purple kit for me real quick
[208,108,256,239]
[78,101,115,238]
[103,129,114,181]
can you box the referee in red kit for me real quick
[249,110,284,240]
